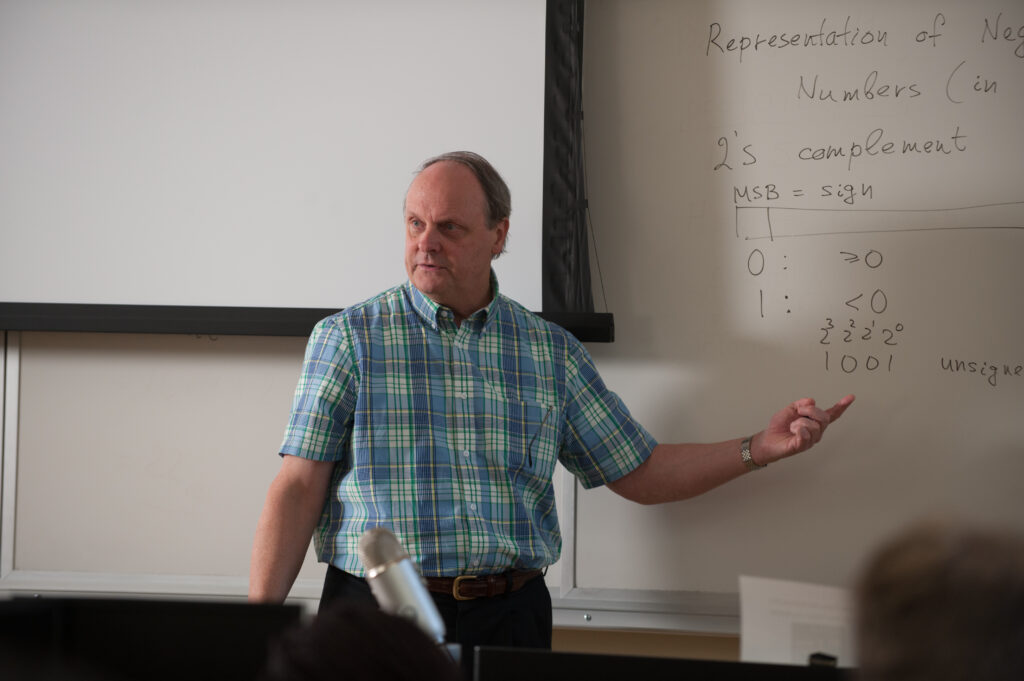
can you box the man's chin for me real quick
[411,272,447,296]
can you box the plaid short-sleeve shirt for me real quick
[280,279,656,577]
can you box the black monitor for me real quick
[0,596,303,681]
[473,646,854,681]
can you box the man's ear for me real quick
[491,218,510,257]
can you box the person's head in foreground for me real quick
[261,601,461,681]
[854,518,1024,681]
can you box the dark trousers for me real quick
[320,565,553,652]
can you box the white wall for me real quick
[2,331,324,601]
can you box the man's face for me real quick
[404,161,508,319]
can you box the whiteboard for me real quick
[0,0,545,311]
[573,0,1024,596]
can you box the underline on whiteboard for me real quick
[737,200,1024,214]
[734,201,1024,241]
[743,224,1024,240]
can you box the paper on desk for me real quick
[739,575,856,668]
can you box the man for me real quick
[249,151,854,650]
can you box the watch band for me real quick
[741,435,766,471]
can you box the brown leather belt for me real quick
[424,569,543,601]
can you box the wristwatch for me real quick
[741,435,766,471]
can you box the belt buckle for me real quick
[452,575,477,601]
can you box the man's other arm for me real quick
[608,395,855,504]
[249,455,334,602]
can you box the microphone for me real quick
[357,526,447,645]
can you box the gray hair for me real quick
[417,151,512,227]
[855,520,1024,681]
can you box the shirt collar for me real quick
[405,270,503,331]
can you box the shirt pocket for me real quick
[478,380,559,476]
[502,398,559,485]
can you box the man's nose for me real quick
[417,223,441,251]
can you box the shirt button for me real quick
[469,503,477,512]
[462,450,470,458]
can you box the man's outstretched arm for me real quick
[608,395,855,505]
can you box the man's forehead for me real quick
[405,162,487,215]
[412,160,479,192]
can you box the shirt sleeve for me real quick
[279,315,359,462]
[557,339,657,489]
